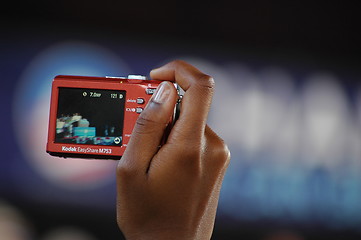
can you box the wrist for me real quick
[123,227,201,240]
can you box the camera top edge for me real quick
[53,74,163,85]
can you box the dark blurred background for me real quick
[1,1,361,240]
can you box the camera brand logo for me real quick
[62,146,77,152]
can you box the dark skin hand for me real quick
[116,60,230,240]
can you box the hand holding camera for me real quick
[46,60,230,239]
[116,60,230,240]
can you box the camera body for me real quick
[46,75,177,160]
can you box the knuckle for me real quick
[196,74,215,90]
[116,159,139,180]
[205,127,231,169]
[171,59,215,89]
[116,161,133,179]
[172,59,187,66]
[133,114,164,135]
[136,113,156,126]
[211,138,231,169]
[134,114,152,129]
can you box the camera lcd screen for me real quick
[55,87,126,146]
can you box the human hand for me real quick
[116,60,230,240]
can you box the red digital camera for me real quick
[46,75,179,160]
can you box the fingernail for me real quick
[153,82,170,104]
[150,68,159,74]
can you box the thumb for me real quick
[121,81,178,173]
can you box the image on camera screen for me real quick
[55,87,126,146]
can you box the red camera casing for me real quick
[46,75,175,160]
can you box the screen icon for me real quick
[114,137,121,145]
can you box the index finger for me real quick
[150,60,214,141]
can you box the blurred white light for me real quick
[214,63,263,157]
[351,87,361,170]
[13,41,130,189]
[301,73,350,168]
[258,67,299,165]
